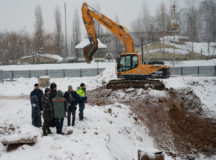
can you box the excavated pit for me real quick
[87,86,216,159]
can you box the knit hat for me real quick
[34,83,39,87]
[80,83,85,87]
[68,85,72,89]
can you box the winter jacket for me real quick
[52,96,66,119]
[30,95,42,127]
[64,91,81,106]
[76,87,86,97]
[30,89,43,111]
[42,94,53,120]
[76,87,87,103]
[49,90,56,101]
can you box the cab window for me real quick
[118,55,139,72]
[132,56,138,68]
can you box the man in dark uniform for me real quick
[49,82,57,127]
[42,88,53,136]
[30,83,43,127]
[50,83,57,100]
[64,85,80,126]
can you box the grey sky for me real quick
[0,0,184,37]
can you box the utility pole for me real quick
[141,36,144,64]
[170,1,179,71]
[64,2,68,57]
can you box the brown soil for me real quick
[6,143,35,152]
[87,86,216,159]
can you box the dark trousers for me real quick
[42,118,51,134]
[68,106,76,126]
[55,118,64,134]
[32,108,42,127]
[79,102,85,120]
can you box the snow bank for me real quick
[162,77,216,118]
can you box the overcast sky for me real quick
[0,0,185,37]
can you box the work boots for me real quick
[42,129,47,136]
[79,113,84,121]
[47,128,52,134]
[72,117,75,126]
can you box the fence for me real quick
[171,66,216,76]
[0,65,215,81]
[0,68,105,80]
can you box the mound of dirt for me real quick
[87,86,216,159]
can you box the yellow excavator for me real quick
[81,3,170,90]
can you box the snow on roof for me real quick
[160,35,189,43]
[21,53,63,61]
[75,38,107,49]
[42,54,63,61]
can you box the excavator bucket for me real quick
[83,43,98,63]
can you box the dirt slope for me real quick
[87,86,216,159]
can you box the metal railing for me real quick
[0,68,105,80]
[0,65,215,81]
[171,66,216,76]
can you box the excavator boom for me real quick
[82,3,134,62]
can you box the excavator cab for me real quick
[117,53,170,79]
[117,54,139,73]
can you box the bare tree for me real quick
[71,8,81,58]
[0,32,24,64]
[197,0,216,56]
[156,2,170,55]
[186,0,198,54]
[33,5,44,55]
[114,15,122,58]
[54,6,64,56]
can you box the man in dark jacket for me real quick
[42,88,53,136]
[49,82,57,127]
[50,82,57,100]
[64,85,80,126]
[52,90,66,135]
[76,83,87,120]
[30,83,43,127]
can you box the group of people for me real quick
[30,82,87,136]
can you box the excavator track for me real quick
[106,79,165,90]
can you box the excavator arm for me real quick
[82,2,135,63]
